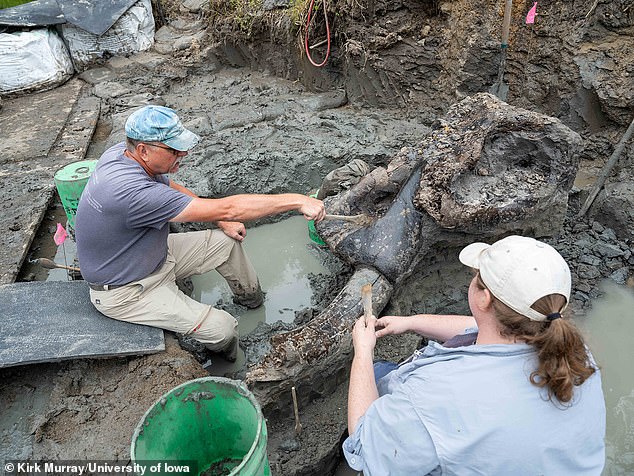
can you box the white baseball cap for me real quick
[459,235,571,321]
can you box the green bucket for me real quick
[54,159,97,229]
[131,377,270,476]
[307,219,326,246]
[308,191,326,246]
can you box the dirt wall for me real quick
[203,0,633,182]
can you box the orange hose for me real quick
[304,0,331,67]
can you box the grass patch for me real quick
[0,0,33,9]
[208,0,263,34]
[204,0,339,56]
[206,0,318,39]
[288,0,311,27]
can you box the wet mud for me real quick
[0,335,208,460]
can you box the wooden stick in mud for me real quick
[578,116,634,217]
[309,38,328,50]
[585,0,600,18]
[292,386,302,435]
[361,283,372,328]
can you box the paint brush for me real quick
[361,283,372,328]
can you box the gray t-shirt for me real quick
[75,142,193,284]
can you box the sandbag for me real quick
[61,0,154,72]
[0,28,74,96]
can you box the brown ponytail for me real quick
[475,274,596,403]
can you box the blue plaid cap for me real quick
[124,105,200,151]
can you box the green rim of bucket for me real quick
[54,159,98,182]
[130,376,267,476]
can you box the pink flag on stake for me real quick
[526,2,538,24]
[54,223,67,245]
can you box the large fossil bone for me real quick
[245,267,392,415]
[317,93,582,284]
[245,93,582,416]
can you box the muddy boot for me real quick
[217,335,238,363]
[233,291,264,309]
[205,336,238,363]
[232,286,264,309]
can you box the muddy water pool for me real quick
[190,215,334,375]
[191,216,333,331]
[577,282,634,476]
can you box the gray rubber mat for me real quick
[0,280,164,368]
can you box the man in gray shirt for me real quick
[75,105,325,361]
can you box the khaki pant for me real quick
[89,230,261,358]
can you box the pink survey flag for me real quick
[54,223,67,245]
[526,2,538,24]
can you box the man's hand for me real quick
[375,315,413,338]
[217,221,247,242]
[352,314,377,358]
[300,196,326,222]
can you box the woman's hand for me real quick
[352,315,377,358]
[375,315,412,338]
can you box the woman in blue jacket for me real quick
[344,235,606,475]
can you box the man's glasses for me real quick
[145,143,179,155]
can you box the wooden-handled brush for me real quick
[36,258,81,273]
[323,213,372,226]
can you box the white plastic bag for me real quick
[0,28,74,95]
[62,0,155,72]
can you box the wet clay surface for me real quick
[94,62,430,206]
[0,335,207,460]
